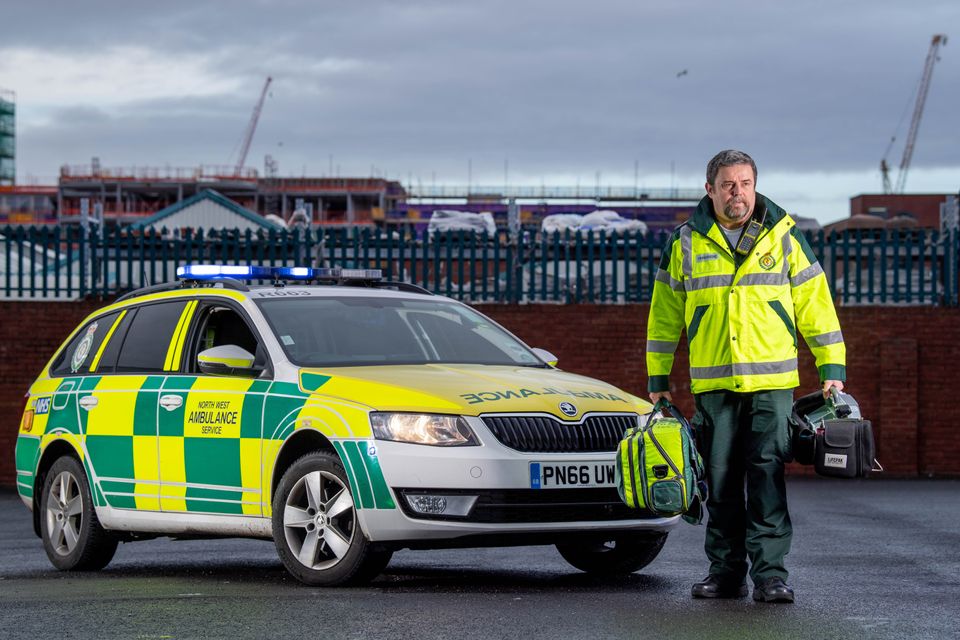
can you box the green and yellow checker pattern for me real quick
[616,417,701,516]
[16,291,397,520]
[18,374,397,517]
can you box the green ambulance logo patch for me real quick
[71,322,98,372]
[759,253,776,270]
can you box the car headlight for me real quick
[370,413,478,446]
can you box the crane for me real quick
[234,76,272,174]
[881,35,947,194]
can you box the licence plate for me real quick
[529,462,616,489]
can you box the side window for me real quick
[115,301,189,373]
[188,305,262,373]
[50,311,122,377]
[90,310,136,374]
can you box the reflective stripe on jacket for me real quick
[646,194,845,394]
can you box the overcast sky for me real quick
[1,0,957,223]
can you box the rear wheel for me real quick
[272,451,392,586]
[556,533,668,575]
[39,456,118,571]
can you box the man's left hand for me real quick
[822,379,844,398]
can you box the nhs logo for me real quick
[34,397,51,415]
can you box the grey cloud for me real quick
[4,0,959,181]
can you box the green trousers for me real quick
[693,389,793,584]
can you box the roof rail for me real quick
[296,278,433,295]
[115,278,250,303]
[371,281,435,295]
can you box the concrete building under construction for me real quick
[52,163,406,227]
[0,161,703,232]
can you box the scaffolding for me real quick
[0,88,14,186]
[54,163,402,225]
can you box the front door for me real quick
[157,302,267,516]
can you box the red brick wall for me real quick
[478,304,960,478]
[2,301,958,485]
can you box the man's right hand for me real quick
[649,391,673,404]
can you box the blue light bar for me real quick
[176,264,382,282]
[177,264,256,279]
[270,267,315,280]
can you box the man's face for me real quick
[705,164,756,228]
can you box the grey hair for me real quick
[706,150,757,186]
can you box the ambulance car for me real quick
[15,265,676,585]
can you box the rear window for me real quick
[115,301,189,373]
[50,311,122,377]
[256,296,543,368]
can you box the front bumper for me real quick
[358,415,679,543]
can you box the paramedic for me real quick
[645,150,846,603]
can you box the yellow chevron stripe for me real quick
[163,301,196,371]
[171,301,198,371]
[89,310,127,372]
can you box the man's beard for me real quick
[723,200,750,220]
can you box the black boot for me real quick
[691,575,748,599]
[753,577,795,603]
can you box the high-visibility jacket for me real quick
[646,194,845,395]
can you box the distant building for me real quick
[791,215,822,233]
[0,185,57,225]
[0,88,13,187]
[849,193,956,229]
[3,158,708,230]
[128,189,284,232]
[55,163,405,227]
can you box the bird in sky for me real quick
[676,69,688,78]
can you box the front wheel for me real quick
[39,456,118,571]
[556,533,668,575]
[272,451,392,586]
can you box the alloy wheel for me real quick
[282,470,356,570]
[45,470,83,557]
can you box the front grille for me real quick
[482,414,636,452]
[396,488,653,523]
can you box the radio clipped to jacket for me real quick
[790,388,881,478]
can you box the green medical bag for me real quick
[616,400,707,523]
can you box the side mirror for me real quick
[531,347,558,368]
[198,345,262,377]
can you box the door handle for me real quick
[159,395,183,411]
[78,396,98,411]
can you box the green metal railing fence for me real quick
[2,225,958,305]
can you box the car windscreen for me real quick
[256,296,545,367]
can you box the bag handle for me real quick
[652,398,692,428]
[827,387,853,418]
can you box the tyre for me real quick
[272,451,392,586]
[39,456,118,571]
[556,533,668,575]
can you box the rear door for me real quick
[99,299,193,511]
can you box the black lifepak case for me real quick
[814,419,876,478]
[790,390,878,478]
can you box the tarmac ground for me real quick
[1,478,958,639]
